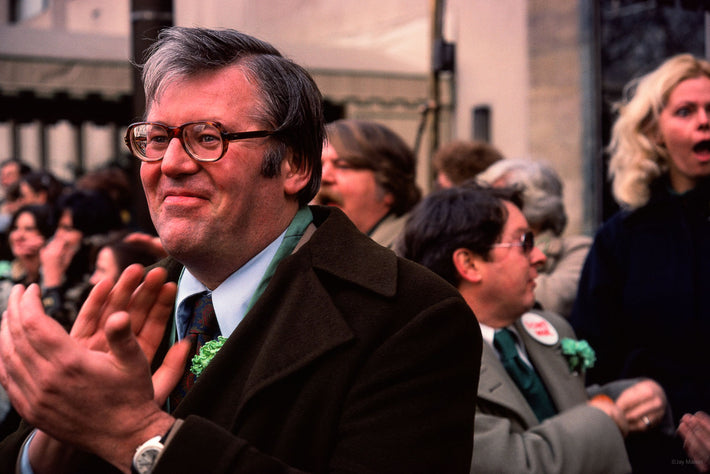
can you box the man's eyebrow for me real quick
[506,226,530,237]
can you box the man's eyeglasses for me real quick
[124,121,277,163]
[491,231,535,254]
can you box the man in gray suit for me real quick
[400,183,671,474]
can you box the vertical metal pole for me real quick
[427,0,444,189]
[39,121,48,170]
[580,0,602,234]
[11,121,20,165]
[129,0,173,232]
[130,0,173,122]
[75,123,85,177]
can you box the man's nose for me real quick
[160,137,200,175]
[530,246,547,267]
[321,160,335,182]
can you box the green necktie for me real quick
[493,328,556,422]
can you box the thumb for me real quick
[104,311,149,370]
[152,339,192,405]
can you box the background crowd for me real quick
[0,30,708,473]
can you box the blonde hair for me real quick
[608,54,710,209]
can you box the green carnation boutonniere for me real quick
[560,338,596,373]
[190,336,227,377]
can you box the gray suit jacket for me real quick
[472,310,631,473]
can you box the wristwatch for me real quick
[131,435,164,474]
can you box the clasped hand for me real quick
[588,379,668,438]
[0,265,190,473]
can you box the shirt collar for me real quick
[479,321,532,366]
[175,229,286,340]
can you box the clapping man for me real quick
[0,27,481,474]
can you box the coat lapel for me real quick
[175,207,399,423]
[514,319,588,412]
[477,343,539,427]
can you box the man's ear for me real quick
[282,156,311,197]
[452,248,483,284]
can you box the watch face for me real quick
[134,447,160,473]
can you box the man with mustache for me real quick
[314,119,420,249]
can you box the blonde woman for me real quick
[571,54,710,472]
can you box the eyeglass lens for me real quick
[130,122,224,161]
[522,231,534,253]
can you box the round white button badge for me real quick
[520,312,559,345]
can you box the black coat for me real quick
[0,206,482,473]
[571,178,710,473]
[571,178,710,421]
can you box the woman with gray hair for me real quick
[477,158,591,318]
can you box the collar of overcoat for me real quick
[162,206,399,422]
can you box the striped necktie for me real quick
[169,291,220,408]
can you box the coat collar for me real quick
[306,205,399,297]
[478,343,539,427]
[514,317,587,412]
[477,314,588,427]
[173,206,400,418]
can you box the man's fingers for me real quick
[152,339,191,405]
[104,312,150,374]
[137,282,177,361]
[0,284,66,420]
[72,277,114,338]
[127,267,169,333]
[616,380,667,430]
[103,265,147,316]
[679,416,710,472]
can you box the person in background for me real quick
[571,53,710,472]
[16,170,66,210]
[477,158,592,318]
[0,159,32,225]
[313,119,421,249]
[40,188,125,329]
[432,139,504,189]
[0,203,55,441]
[88,234,161,286]
[399,183,670,474]
[0,159,32,197]
[0,26,480,474]
[0,204,56,312]
[76,165,134,227]
[0,160,33,258]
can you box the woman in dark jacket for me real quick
[571,53,710,472]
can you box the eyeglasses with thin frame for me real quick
[491,231,535,254]
[124,121,277,163]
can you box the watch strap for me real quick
[130,420,183,474]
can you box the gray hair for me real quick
[477,159,567,235]
[140,26,324,206]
